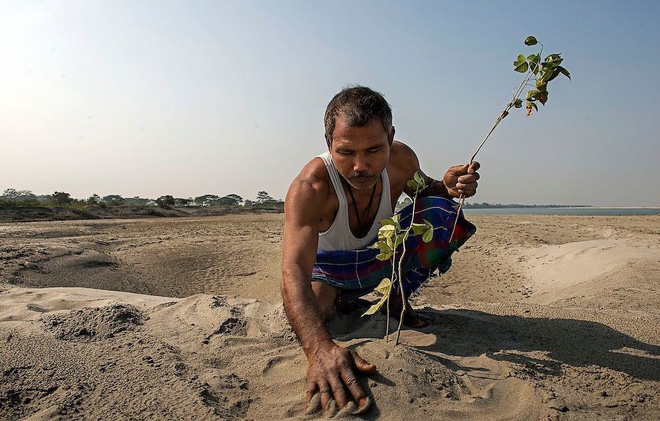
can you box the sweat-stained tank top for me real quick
[317,151,393,252]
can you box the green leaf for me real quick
[545,53,562,62]
[362,293,388,316]
[379,225,396,238]
[529,55,540,74]
[557,66,571,80]
[395,235,405,247]
[513,98,523,108]
[407,180,418,189]
[514,54,526,67]
[379,218,396,227]
[546,67,563,83]
[528,54,540,74]
[362,278,393,316]
[377,242,392,254]
[376,252,391,261]
[413,171,424,186]
[514,61,528,73]
[543,54,563,68]
[422,227,433,243]
[536,90,548,105]
[524,36,538,46]
[541,68,554,83]
[392,214,400,223]
[411,222,427,235]
[526,89,539,100]
[374,278,393,295]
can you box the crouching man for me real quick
[281,86,479,415]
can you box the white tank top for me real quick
[317,151,393,251]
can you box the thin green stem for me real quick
[394,185,421,345]
[448,47,541,244]
[385,235,397,343]
[385,241,395,343]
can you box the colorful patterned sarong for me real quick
[312,196,477,301]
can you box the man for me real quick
[281,86,480,415]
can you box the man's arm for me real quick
[393,142,480,199]
[281,174,375,416]
[281,176,331,355]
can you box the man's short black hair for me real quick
[324,86,393,147]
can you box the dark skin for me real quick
[281,115,480,416]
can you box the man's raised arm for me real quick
[281,174,375,416]
[392,142,480,199]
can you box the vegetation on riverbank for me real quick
[0,188,284,222]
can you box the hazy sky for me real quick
[2,1,659,206]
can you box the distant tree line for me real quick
[0,188,284,211]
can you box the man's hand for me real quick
[305,341,377,416]
[443,161,480,198]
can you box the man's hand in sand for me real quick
[305,341,376,416]
[443,161,480,198]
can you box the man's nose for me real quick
[353,154,369,172]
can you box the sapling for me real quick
[364,172,433,344]
[448,35,570,243]
[364,36,570,345]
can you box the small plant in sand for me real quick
[363,172,433,344]
[449,35,571,242]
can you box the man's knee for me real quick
[311,282,339,321]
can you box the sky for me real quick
[1,0,659,206]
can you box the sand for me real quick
[1,214,659,420]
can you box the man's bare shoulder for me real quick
[388,141,420,179]
[285,157,333,216]
[289,157,330,196]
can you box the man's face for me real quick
[329,114,392,190]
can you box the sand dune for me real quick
[1,214,659,419]
[515,237,658,305]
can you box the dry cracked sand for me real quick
[1,214,659,420]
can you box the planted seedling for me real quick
[364,171,433,344]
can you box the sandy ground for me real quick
[1,214,659,420]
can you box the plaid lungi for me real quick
[311,196,476,300]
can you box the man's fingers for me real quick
[455,181,478,192]
[305,392,321,415]
[448,163,469,175]
[327,374,350,410]
[355,396,372,414]
[340,366,370,415]
[458,172,480,183]
[325,398,338,417]
[305,382,319,413]
[351,350,377,374]
[318,380,332,415]
[449,162,481,176]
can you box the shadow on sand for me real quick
[413,308,660,381]
[331,305,660,381]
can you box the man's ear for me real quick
[388,127,396,145]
